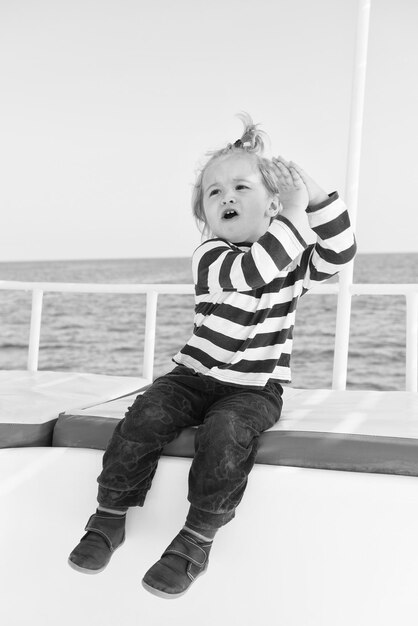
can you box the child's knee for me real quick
[202,411,256,450]
[121,395,168,440]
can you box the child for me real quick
[68,114,356,598]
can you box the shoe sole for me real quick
[67,538,125,575]
[141,567,207,599]
[67,558,108,575]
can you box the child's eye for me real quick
[236,184,249,190]
[209,189,220,197]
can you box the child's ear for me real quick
[268,199,280,217]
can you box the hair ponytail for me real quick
[232,112,266,154]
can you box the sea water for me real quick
[0,253,417,390]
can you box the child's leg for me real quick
[142,380,283,597]
[97,366,208,508]
[187,380,283,530]
[69,366,207,574]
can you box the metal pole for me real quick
[332,0,372,389]
[27,289,43,371]
[143,291,159,382]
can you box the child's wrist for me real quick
[281,203,306,215]
[307,191,330,209]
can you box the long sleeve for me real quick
[298,192,357,294]
[193,215,308,295]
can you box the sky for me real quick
[0,0,417,261]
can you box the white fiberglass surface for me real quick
[67,387,418,439]
[1,447,418,626]
[0,371,148,424]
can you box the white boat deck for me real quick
[0,369,149,447]
[0,369,149,422]
[2,446,418,626]
[0,278,417,625]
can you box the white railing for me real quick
[0,280,417,392]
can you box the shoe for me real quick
[142,530,212,599]
[68,510,126,574]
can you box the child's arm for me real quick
[274,158,357,294]
[192,220,307,295]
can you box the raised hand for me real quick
[287,160,329,207]
[272,156,309,212]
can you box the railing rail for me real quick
[0,280,417,391]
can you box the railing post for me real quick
[332,274,352,390]
[406,293,418,392]
[27,289,43,372]
[143,291,158,382]
[332,0,371,390]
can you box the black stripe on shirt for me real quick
[195,284,210,296]
[179,344,223,370]
[195,301,220,317]
[195,325,293,355]
[212,303,271,327]
[267,297,299,317]
[262,271,301,294]
[195,298,297,326]
[258,231,293,270]
[223,352,291,374]
[308,257,337,283]
[254,272,298,296]
[312,210,351,240]
[196,245,230,292]
[240,253,265,288]
[241,326,293,350]
[315,241,357,265]
[296,245,314,278]
[219,253,238,290]
[193,325,245,353]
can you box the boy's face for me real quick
[202,153,278,243]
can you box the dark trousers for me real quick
[97,365,283,530]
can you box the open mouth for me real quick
[222,209,239,220]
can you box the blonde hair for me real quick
[192,113,280,237]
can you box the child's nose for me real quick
[221,194,237,205]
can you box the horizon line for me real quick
[0,250,417,264]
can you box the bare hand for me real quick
[272,156,309,211]
[287,160,329,207]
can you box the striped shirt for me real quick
[173,192,357,387]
